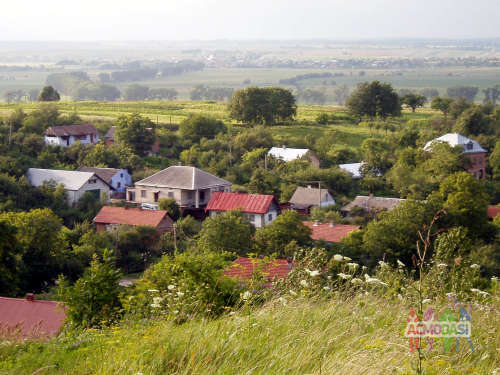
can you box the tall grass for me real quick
[0,293,497,375]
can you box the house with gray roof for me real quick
[26,168,111,206]
[78,167,132,193]
[126,166,232,208]
[289,186,336,210]
[341,195,405,216]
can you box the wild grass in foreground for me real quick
[0,294,498,375]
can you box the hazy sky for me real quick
[1,0,499,41]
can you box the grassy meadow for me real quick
[0,295,497,375]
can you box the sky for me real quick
[1,0,499,41]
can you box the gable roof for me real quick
[423,133,487,154]
[135,166,232,190]
[303,221,360,243]
[224,257,293,281]
[26,168,107,191]
[268,147,310,162]
[45,124,98,137]
[289,186,334,206]
[104,126,116,140]
[78,166,122,184]
[488,205,500,220]
[206,192,277,214]
[342,195,405,212]
[93,206,172,227]
[0,296,65,338]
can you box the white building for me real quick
[26,168,111,206]
[78,167,132,193]
[205,192,280,228]
[339,162,364,179]
[268,146,320,167]
[44,124,99,147]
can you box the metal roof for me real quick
[135,166,232,190]
[206,192,277,214]
[0,296,65,338]
[78,166,122,184]
[27,168,98,191]
[342,195,405,212]
[268,147,310,162]
[93,206,172,227]
[423,133,487,154]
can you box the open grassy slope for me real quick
[0,295,497,375]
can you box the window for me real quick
[120,173,123,178]
[249,214,255,222]
[154,192,159,202]
[141,190,147,198]
[89,178,96,184]
[466,141,473,150]
[268,213,273,221]
[199,191,205,201]
[117,182,121,188]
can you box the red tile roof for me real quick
[0,296,66,338]
[224,257,293,281]
[206,192,277,214]
[488,206,500,219]
[303,221,360,243]
[93,206,171,227]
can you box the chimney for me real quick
[26,293,34,302]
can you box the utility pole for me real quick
[8,119,12,147]
[173,224,177,253]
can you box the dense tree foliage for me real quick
[401,93,426,112]
[115,113,155,156]
[38,86,60,102]
[346,81,401,120]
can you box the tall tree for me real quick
[446,86,479,102]
[453,106,492,136]
[115,113,155,156]
[38,86,60,102]
[346,81,401,121]
[431,96,454,117]
[401,93,427,112]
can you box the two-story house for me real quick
[423,133,487,179]
[44,124,99,147]
[26,168,111,206]
[205,192,280,228]
[126,166,232,209]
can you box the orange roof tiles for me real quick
[206,192,277,214]
[224,257,293,281]
[93,206,171,227]
[303,221,360,243]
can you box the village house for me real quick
[224,257,293,286]
[26,168,111,206]
[205,192,280,228]
[126,166,232,209]
[341,195,405,216]
[78,166,132,193]
[289,186,336,215]
[44,124,99,147]
[423,133,487,179]
[0,294,65,339]
[93,206,174,234]
[268,146,320,168]
[303,221,360,243]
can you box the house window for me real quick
[117,182,121,188]
[89,178,96,184]
[154,192,159,202]
[249,214,255,222]
[268,213,273,221]
[466,141,473,150]
[128,191,135,201]
[141,190,147,198]
[199,191,205,201]
[120,173,123,178]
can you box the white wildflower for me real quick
[150,303,161,308]
[333,254,344,262]
[470,264,480,270]
[351,278,363,285]
[446,292,456,298]
[289,290,297,296]
[437,263,448,268]
[300,279,309,288]
[347,262,359,270]
[343,256,352,262]
[378,261,389,269]
[470,288,480,293]
[397,294,403,300]
[364,273,371,281]
[397,260,405,268]
[338,273,352,280]
[422,299,431,304]
[306,269,320,277]
[471,288,489,296]
[366,277,388,286]
[173,310,179,314]
[152,297,163,305]
[492,276,498,282]
[229,311,235,316]
[167,285,175,291]
[327,275,332,280]
[241,291,252,300]
[147,289,159,293]
[176,292,185,297]
[323,286,331,291]
[278,297,287,305]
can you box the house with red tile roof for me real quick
[303,221,360,243]
[93,206,174,233]
[488,206,500,220]
[0,294,66,339]
[206,192,280,228]
[224,257,293,285]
